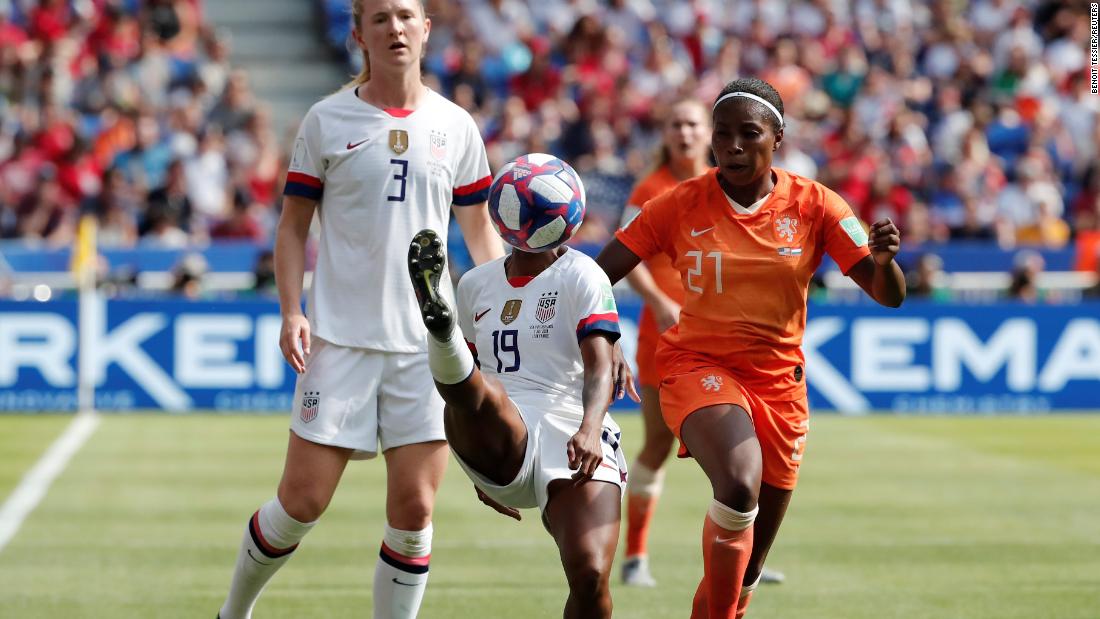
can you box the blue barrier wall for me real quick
[1,298,1097,412]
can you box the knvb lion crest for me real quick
[700,375,723,392]
[389,129,409,155]
[500,299,523,325]
[300,391,320,423]
[775,216,799,243]
[535,292,558,324]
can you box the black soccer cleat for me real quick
[408,229,454,338]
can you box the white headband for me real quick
[712,92,784,126]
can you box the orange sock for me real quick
[691,500,757,619]
[624,460,664,559]
[625,493,658,558]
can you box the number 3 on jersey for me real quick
[686,250,723,294]
[388,159,408,202]
[492,329,520,372]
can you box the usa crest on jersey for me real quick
[535,292,558,323]
[429,130,447,160]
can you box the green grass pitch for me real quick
[1,413,1098,618]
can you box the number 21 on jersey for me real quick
[685,250,723,294]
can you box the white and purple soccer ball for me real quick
[488,153,586,252]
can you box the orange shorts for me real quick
[635,306,661,388]
[658,362,809,490]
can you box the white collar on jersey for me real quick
[724,191,772,215]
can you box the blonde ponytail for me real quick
[343,48,370,89]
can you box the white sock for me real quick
[626,459,666,499]
[426,326,474,385]
[707,498,758,532]
[219,498,315,619]
[373,523,433,619]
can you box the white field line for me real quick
[0,411,101,553]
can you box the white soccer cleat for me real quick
[760,566,786,584]
[621,556,657,587]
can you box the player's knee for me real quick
[387,494,433,530]
[278,491,330,523]
[712,472,759,513]
[562,550,611,600]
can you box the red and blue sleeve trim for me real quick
[379,542,431,574]
[453,175,491,206]
[576,312,621,343]
[284,171,323,201]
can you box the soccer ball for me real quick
[488,153,586,252]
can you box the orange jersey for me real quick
[616,167,871,400]
[624,166,687,305]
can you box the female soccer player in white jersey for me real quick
[216,1,503,618]
[406,220,627,619]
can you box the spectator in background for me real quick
[906,253,951,301]
[140,204,188,248]
[251,249,275,296]
[184,125,228,227]
[1007,249,1045,303]
[169,251,205,299]
[210,187,264,242]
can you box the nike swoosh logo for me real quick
[690,227,714,237]
[392,577,418,587]
[474,309,491,322]
[346,138,369,150]
[247,549,272,566]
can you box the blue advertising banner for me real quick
[1,298,1097,413]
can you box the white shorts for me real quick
[453,398,628,514]
[290,337,445,459]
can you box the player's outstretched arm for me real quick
[275,195,318,373]
[570,334,617,481]
[453,202,505,265]
[595,238,643,286]
[846,218,906,308]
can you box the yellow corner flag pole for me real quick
[72,215,98,414]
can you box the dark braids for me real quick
[713,78,785,133]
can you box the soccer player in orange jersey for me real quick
[598,77,905,618]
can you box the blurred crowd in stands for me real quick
[1,0,1099,301]
[0,0,276,249]
[322,0,1100,265]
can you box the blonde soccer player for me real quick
[216,1,503,618]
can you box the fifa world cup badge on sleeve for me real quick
[300,391,320,423]
[840,217,869,247]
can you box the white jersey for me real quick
[285,87,491,352]
[455,249,621,418]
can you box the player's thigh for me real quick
[277,431,353,522]
[383,440,449,529]
[546,480,622,579]
[679,403,762,510]
[443,372,529,484]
